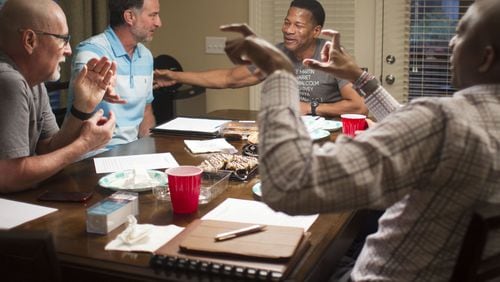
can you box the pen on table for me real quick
[214,224,266,242]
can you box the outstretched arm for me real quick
[154,65,260,89]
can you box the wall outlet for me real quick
[205,36,226,54]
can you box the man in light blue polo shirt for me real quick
[68,0,161,148]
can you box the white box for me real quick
[86,192,139,235]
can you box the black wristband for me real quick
[70,105,93,120]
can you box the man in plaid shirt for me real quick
[221,0,500,280]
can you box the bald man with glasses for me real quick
[0,0,116,193]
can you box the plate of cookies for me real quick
[198,152,258,181]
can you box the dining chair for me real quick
[0,230,62,282]
[46,80,70,127]
[152,54,205,124]
[450,203,500,282]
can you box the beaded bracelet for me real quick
[70,105,93,121]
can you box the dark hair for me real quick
[109,0,144,28]
[290,0,325,27]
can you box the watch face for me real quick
[311,98,320,107]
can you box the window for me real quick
[409,0,473,99]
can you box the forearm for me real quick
[138,105,155,138]
[313,98,368,117]
[364,86,402,121]
[171,66,259,89]
[0,139,89,193]
[37,114,85,154]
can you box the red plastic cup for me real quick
[341,114,367,137]
[165,166,202,214]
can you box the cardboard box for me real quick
[86,191,139,234]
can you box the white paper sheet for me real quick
[202,198,319,231]
[94,153,179,174]
[155,117,230,134]
[0,198,58,230]
[184,138,237,154]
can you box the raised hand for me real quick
[72,57,116,113]
[103,72,127,104]
[220,23,294,76]
[303,30,363,82]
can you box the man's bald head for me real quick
[450,0,500,88]
[473,0,500,49]
[0,0,67,47]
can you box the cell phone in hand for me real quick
[37,191,94,202]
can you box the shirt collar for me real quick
[104,26,142,59]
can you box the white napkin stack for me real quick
[184,138,237,154]
[105,215,184,253]
[120,168,159,189]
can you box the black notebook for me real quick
[150,219,311,281]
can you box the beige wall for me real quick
[150,0,250,116]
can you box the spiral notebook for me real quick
[150,219,310,280]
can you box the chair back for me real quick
[0,230,62,282]
[450,203,500,281]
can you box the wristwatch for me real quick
[310,98,320,116]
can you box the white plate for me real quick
[98,170,167,192]
[318,120,342,131]
[301,116,342,132]
[252,182,262,199]
[310,129,331,141]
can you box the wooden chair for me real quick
[0,230,62,282]
[450,204,500,282]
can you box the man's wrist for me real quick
[352,71,378,97]
[310,98,320,116]
[70,105,93,121]
[360,77,380,97]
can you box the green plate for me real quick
[252,182,262,199]
[318,120,342,132]
[310,129,331,142]
[98,170,167,192]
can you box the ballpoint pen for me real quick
[214,224,266,242]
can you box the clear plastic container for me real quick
[198,170,232,204]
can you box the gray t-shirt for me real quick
[276,38,349,103]
[0,52,59,159]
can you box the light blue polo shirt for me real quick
[68,26,154,148]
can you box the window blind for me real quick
[409,0,473,99]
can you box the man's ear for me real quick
[313,25,322,38]
[478,45,495,73]
[123,9,136,26]
[22,30,36,55]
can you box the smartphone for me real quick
[37,191,94,202]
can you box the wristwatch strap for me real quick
[70,105,93,120]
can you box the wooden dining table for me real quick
[2,110,364,282]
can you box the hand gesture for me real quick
[220,23,294,76]
[153,69,179,89]
[79,109,116,152]
[103,73,127,104]
[72,57,116,113]
[303,30,363,82]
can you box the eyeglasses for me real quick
[18,29,71,48]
